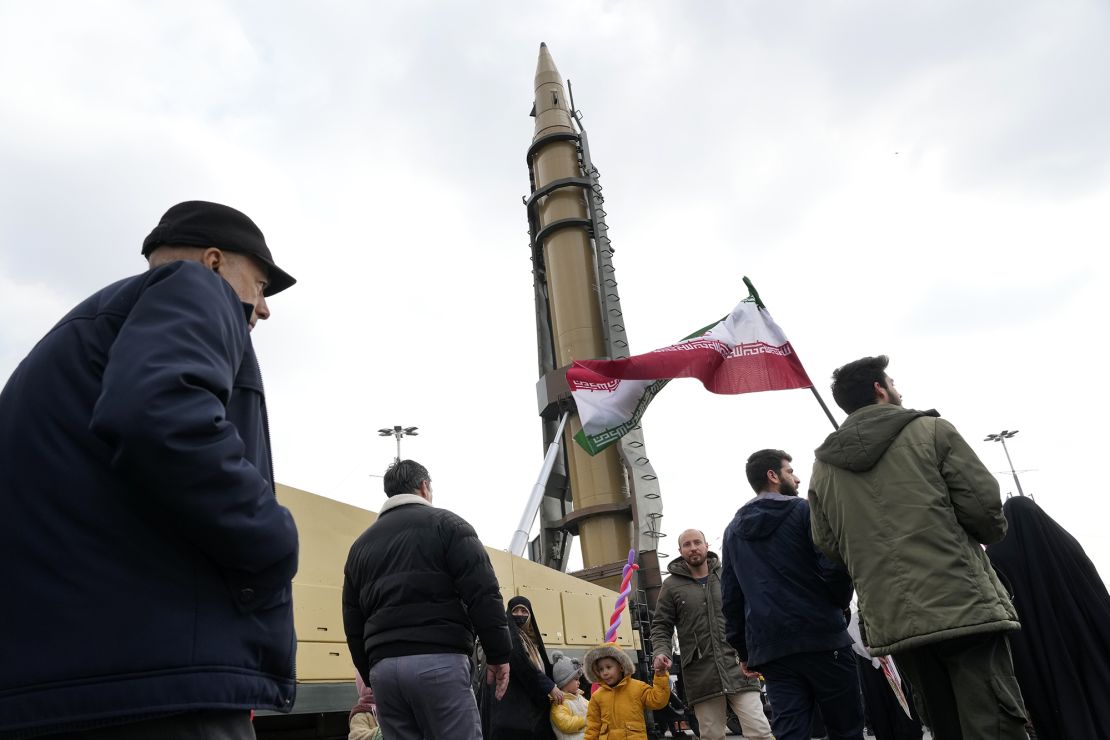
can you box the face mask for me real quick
[512,614,529,627]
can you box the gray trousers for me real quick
[369,653,481,740]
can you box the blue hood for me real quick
[737,496,802,540]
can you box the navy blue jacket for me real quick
[0,261,299,736]
[720,493,853,668]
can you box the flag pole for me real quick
[811,387,839,430]
[743,275,839,430]
[510,411,570,557]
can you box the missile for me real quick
[525,43,663,593]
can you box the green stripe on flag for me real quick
[574,378,671,455]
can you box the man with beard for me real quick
[808,355,1028,739]
[651,529,773,740]
[720,450,864,740]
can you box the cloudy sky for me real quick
[2,1,1108,581]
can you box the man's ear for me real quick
[202,247,223,272]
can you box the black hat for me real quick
[141,201,296,296]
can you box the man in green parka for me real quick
[808,355,1028,739]
[650,529,773,740]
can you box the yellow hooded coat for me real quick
[584,674,670,740]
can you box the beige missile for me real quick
[529,43,631,581]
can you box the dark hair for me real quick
[745,449,791,493]
[383,459,430,497]
[831,355,890,414]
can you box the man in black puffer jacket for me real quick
[0,201,299,738]
[343,460,513,740]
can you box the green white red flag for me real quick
[567,296,813,455]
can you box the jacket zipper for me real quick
[253,353,276,494]
[253,350,296,705]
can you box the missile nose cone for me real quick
[535,41,560,80]
[533,42,572,140]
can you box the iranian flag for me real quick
[567,292,813,455]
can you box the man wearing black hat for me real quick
[0,201,299,738]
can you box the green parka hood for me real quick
[815,403,940,472]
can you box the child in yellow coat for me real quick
[582,642,671,740]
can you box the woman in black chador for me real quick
[986,495,1110,740]
[486,595,559,740]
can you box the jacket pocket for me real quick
[225,572,292,614]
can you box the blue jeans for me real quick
[759,648,865,740]
[369,653,481,740]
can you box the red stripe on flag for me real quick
[572,342,811,395]
[710,350,812,394]
[566,363,621,392]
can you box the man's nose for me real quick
[255,295,270,321]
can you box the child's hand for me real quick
[654,655,672,674]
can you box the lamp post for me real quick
[378,425,418,463]
[984,430,1025,497]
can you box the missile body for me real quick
[530,44,629,575]
[526,44,663,597]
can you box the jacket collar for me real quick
[379,493,432,515]
[598,675,631,691]
[755,490,794,502]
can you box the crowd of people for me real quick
[2,202,1109,740]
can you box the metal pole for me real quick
[395,434,401,463]
[510,411,570,557]
[811,387,839,430]
[999,436,1026,497]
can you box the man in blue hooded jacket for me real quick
[0,201,299,738]
[720,449,864,740]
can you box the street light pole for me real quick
[378,425,419,463]
[984,430,1025,497]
